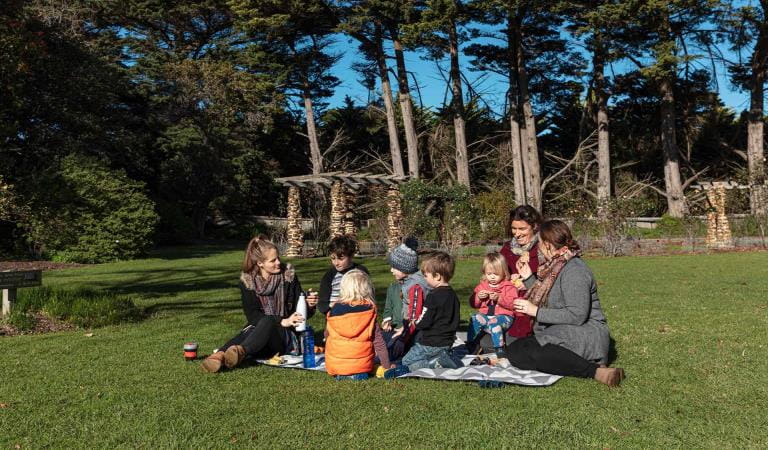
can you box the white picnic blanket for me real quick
[255,333,563,387]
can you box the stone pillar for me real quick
[705,186,733,248]
[285,186,304,258]
[330,181,346,237]
[715,186,732,248]
[705,188,718,247]
[344,186,357,237]
[386,187,403,250]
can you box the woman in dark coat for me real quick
[201,236,318,372]
[506,220,625,386]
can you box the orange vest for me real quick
[325,302,377,376]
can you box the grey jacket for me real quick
[525,257,610,364]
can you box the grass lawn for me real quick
[2,245,767,447]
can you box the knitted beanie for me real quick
[388,237,419,274]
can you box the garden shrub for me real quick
[474,191,516,241]
[24,154,159,263]
[655,214,686,237]
[11,286,142,330]
[400,180,475,246]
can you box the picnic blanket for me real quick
[255,334,563,387]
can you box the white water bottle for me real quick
[295,291,307,332]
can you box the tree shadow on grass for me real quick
[148,242,246,260]
[144,298,241,316]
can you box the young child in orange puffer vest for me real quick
[325,270,392,380]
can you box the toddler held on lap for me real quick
[467,252,521,355]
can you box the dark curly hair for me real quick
[505,205,544,238]
[328,234,358,257]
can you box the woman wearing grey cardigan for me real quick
[504,220,626,386]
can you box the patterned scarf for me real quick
[510,234,539,256]
[241,264,295,317]
[525,248,581,309]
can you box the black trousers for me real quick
[219,316,286,359]
[502,336,598,379]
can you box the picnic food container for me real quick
[183,342,198,360]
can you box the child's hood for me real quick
[402,270,432,295]
[328,306,376,338]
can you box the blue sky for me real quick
[324,34,752,116]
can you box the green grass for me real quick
[1,245,767,447]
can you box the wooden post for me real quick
[2,288,16,317]
[386,187,403,250]
[285,186,304,258]
[330,181,346,237]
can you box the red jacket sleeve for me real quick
[497,284,519,310]
[469,282,487,308]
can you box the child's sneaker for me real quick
[335,373,369,381]
[383,364,410,379]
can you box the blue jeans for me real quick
[467,313,513,349]
[402,343,452,371]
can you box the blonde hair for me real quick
[242,235,278,273]
[338,270,375,306]
[481,252,510,281]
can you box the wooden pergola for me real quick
[275,172,408,257]
[691,181,749,248]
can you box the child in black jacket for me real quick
[317,235,369,315]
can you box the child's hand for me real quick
[477,290,489,300]
[392,326,404,338]
[381,320,392,332]
[488,291,499,302]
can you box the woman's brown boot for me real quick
[224,345,246,369]
[201,351,226,373]
[594,367,625,387]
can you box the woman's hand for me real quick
[305,290,318,308]
[513,298,538,317]
[516,260,533,280]
[392,326,404,338]
[280,312,305,328]
[381,320,392,332]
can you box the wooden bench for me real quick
[1,270,42,317]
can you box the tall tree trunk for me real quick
[448,20,470,187]
[507,18,526,205]
[510,108,526,205]
[748,21,767,215]
[302,80,323,175]
[515,32,542,210]
[391,28,420,178]
[659,75,687,217]
[374,22,405,177]
[594,36,612,213]
[658,17,687,217]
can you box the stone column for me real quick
[344,186,357,237]
[386,187,403,250]
[330,181,346,237]
[285,186,304,258]
[715,186,732,248]
[705,188,718,247]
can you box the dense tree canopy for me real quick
[0,0,766,260]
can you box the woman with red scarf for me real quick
[505,220,625,386]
